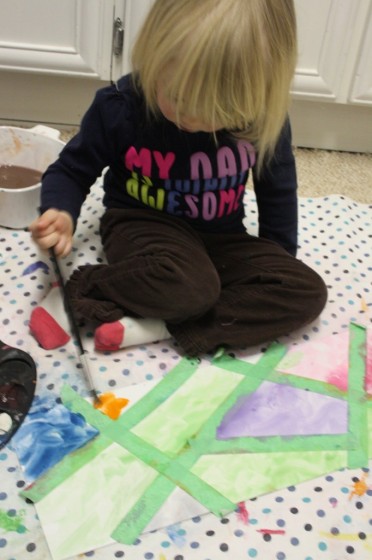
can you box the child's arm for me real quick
[252,119,298,256]
[37,80,133,235]
[39,97,111,230]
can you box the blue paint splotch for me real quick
[22,261,49,276]
[166,523,187,548]
[12,397,98,482]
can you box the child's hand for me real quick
[29,209,74,257]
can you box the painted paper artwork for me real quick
[20,324,371,560]
[12,396,98,482]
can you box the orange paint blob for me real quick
[349,472,370,500]
[360,297,368,313]
[94,392,129,419]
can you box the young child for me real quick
[29,0,327,356]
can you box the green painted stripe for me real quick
[111,476,177,544]
[215,349,347,399]
[213,342,286,376]
[191,434,351,455]
[347,323,369,468]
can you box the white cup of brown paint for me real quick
[0,126,65,229]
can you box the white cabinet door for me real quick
[292,0,361,101]
[0,0,115,79]
[349,7,372,104]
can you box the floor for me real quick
[293,148,372,204]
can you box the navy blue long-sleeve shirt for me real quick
[41,74,298,255]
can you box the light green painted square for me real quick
[35,442,158,560]
[132,365,243,454]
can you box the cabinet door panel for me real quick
[349,7,372,104]
[292,0,359,101]
[0,0,114,79]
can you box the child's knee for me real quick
[311,272,328,315]
[297,264,328,321]
[157,257,221,320]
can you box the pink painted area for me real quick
[237,502,249,525]
[326,363,349,392]
[277,328,371,395]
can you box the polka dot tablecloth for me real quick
[0,183,371,560]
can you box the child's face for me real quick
[156,81,221,134]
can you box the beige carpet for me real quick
[60,128,372,204]
[293,148,372,203]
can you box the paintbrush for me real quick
[49,248,101,404]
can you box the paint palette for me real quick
[0,341,37,450]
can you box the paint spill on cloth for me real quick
[257,528,286,535]
[166,523,187,547]
[237,502,249,525]
[329,497,338,508]
[0,508,27,533]
[22,260,49,276]
[349,472,371,500]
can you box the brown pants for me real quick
[66,208,327,355]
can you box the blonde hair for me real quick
[132,0,297,170]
